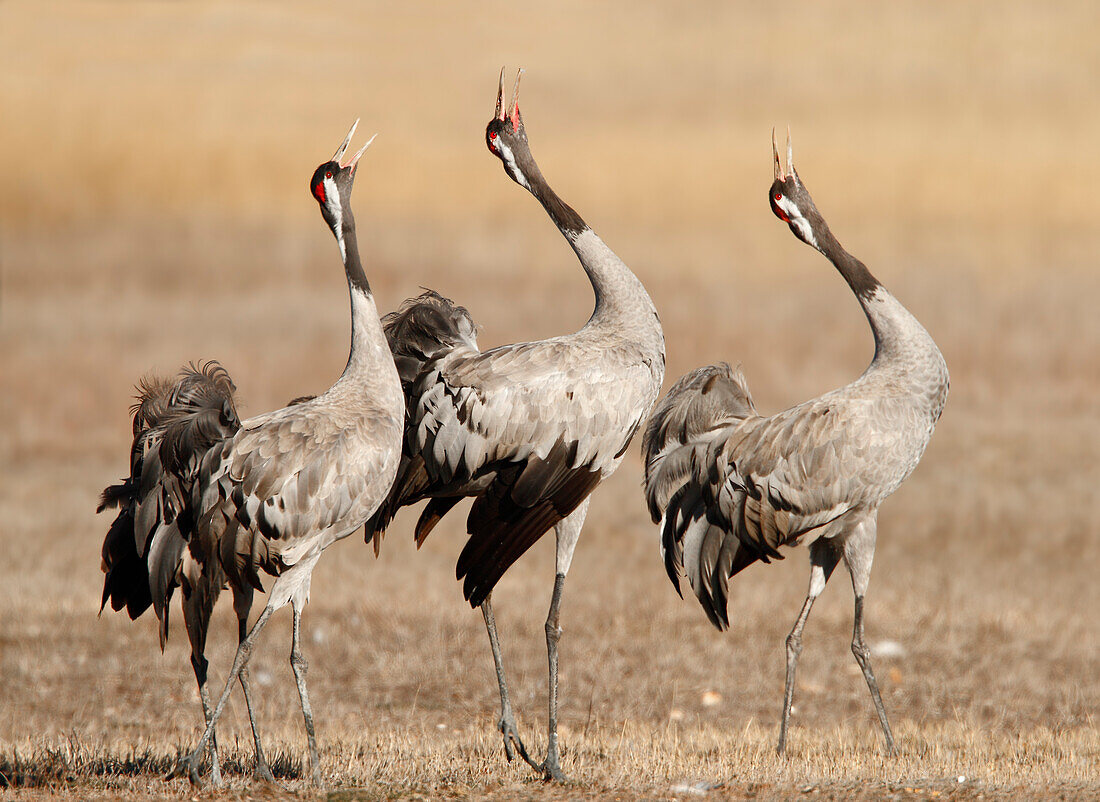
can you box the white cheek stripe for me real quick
[497,142,531,190]
[324,177,346,261]
[775,196,798,219]
[777,196,818,250]
[793,218,817,249]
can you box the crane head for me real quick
[311,120,375,224]
[311,120,376,259]
[768,127,823,249]
[485,67,536,190]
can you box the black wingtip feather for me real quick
[457,463,600,608]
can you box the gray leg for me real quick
[777,540,839,756]
[170,604,274,786]
[290,602,323,787]
[541,572,567,782]
[481,594,538,770]
[534,501,588,782]
[777,594,815,756]
[851,595,896,754]
[236,613,275,783]
[189,654,222,787]
[842,514,896,754]
[181,580,222,785]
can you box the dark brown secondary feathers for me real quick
[641,363,757,523]
[363,290,479,554]
[456,447,602,602]
[642,363,768,628]
[98,361,239,641]
[383,289,479,390]
[366,288,651,608]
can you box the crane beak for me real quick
[495,67,506,121]
[509,68,524,131]
[333,118,360,163]
[772,128,783,180]
[344,133,377,174]
[772,126,796,180]
[786,125,795,177]
[495,67,525,132]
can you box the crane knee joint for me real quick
[291,652,309,673]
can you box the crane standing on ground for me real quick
[643,131,948,755]
[101,121,404,787]
[364,69,665,781]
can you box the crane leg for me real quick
[537,499,586,782]
[481,594,538,771]
[170,604,274,786]
[182,585,222,785]
[231,585,274,783]
[851,595,896,754]
[189,654,222,787]
[290,602,323,787]
[843,514,896,754]
[540,572,568,782]
[236,616,275,783]
[777,541,839,756]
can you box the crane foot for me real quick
[540,758,567,783]
[164,752,202,787]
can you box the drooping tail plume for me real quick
[641,363,758,628]
[98,362,240,644]
[364,291,479,551]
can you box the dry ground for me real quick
[1,1,1098,799]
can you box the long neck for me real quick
[523,160,661,335]
[336,216,390,379]
[812,222,935,367]
[340,213,371,295]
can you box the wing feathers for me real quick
[458,465,601,607]
[645,362,876,629]
[98,361,239,640]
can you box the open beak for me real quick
[495,68,506,121]
[345,133,376,174]
[333,119,359,163]
[772,126,795,180]
[332,119,376,175]
[496,67,525,132]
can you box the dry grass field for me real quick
[2,1,1098,799]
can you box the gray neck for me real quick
[521,161,661,342]
[335,221,392,383]
[342,282,392,378]
[813,225,941,372]
[568,229,661,336]
[340,216,371,295]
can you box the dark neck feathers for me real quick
[341,215,371,295]
[517,151,587,236]
[810,216,881,300]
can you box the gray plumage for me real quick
[388,316,662,606]
[363,290,480,553]
[167,123,403,787]
[643,132,948,754]
[99,361,241,786]
[102,122,402,788]
[369,87,665,607]
[100,361,238,638]
[366,70,665,781]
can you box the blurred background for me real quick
[1,0,1097,789]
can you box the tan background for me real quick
[1,1,1097,797]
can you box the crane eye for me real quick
[489,132,497,141]
[325,170,333,179]
[774,193,782,201]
